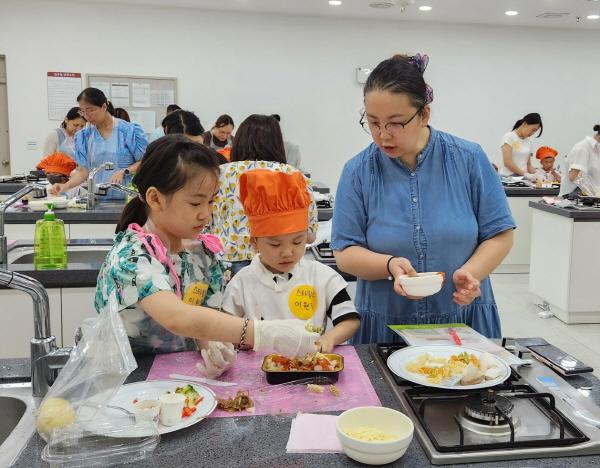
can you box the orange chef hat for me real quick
[36,152,76,176]
[240,169,310,237]
[536,146,558,161]
[217,147,231,162]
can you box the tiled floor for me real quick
[492,273,600,378]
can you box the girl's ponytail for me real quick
[115,197,147,234]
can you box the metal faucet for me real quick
[86,162,114,210]
[0,183,47,267]
[0,268,71,397]
[95,182,139,199]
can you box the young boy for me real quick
[221,170,360,353]
[531,146,561,183]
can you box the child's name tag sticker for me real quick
[288,285,318,320]
[183,282,209,306]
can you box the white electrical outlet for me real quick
[356,67,372,84]
[25,138,38,150]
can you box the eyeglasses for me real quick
[359,108,422,136]
[78,106,99,117]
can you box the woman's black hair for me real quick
[116,134,220,233]
[364,55,428,109]
[512,113,543,137]
[162,110,204,136]
[77,87,115,116]
[214,114,234,129]
[594,124,600,134]
[61,107,85,128]
[230,114,286,163]
[166,104,181,114]
[114,108,130,122]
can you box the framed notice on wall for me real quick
[47,72,82,120]
[87,73,177,133]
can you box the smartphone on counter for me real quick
[527,343,593,376]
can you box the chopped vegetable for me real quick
[175,384,203,409]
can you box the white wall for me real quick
[1,0,599,190]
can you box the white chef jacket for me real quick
[559,136,600,196]
[222,256,359,330]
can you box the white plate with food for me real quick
[83,380,217,436]
[387,345,510,390]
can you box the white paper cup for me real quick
[159,393,186,426]
[133,399,160,425]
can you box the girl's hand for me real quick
[452,269,481,305]
[315,335,335,354]
[389,257,422,299]
[196,341,236,378]
[49,183,67,196]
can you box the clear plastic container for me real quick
[41,413,160,467]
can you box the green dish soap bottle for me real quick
[34,203,68,270]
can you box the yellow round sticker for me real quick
[288,285,318,320]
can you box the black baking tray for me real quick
[261,353,344,384]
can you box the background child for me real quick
[222,169,360,353]
[530,146,561,183]
[36,152,76,184]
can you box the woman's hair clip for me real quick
[409,53,434,104]
[408,53,429,74]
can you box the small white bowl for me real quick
[398,272,444,297]
[336,406,414,465]
[133,399,161,424]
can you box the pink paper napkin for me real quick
[286,413,343,453]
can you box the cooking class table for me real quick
[10,344,600,467]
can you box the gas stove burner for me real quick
[464,389,514,424]
[458,412,520,437]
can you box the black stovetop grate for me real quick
[405,384,589,452]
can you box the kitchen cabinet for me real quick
[0,288,61,358]
[69,224,116,239]
[529,202,600,323]
[61,287,97,347]
[0,287,98,359]
[498,187,558,274]
[4,223,116,241]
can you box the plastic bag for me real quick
[576,171,600,197]
[37,293,137,441]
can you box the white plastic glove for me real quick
[524,173,538,182]
[196,342,236,378]
[253,319,320,357]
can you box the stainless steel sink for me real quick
[0,383,37,467]
[8,245,112,265]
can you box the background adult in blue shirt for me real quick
[331,54,515,343]
[50,87,147,199]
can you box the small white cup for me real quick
[159,393,186,426]
[133,399,161,425]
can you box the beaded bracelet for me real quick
[386,256,398,281]
[236,317,250,351]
